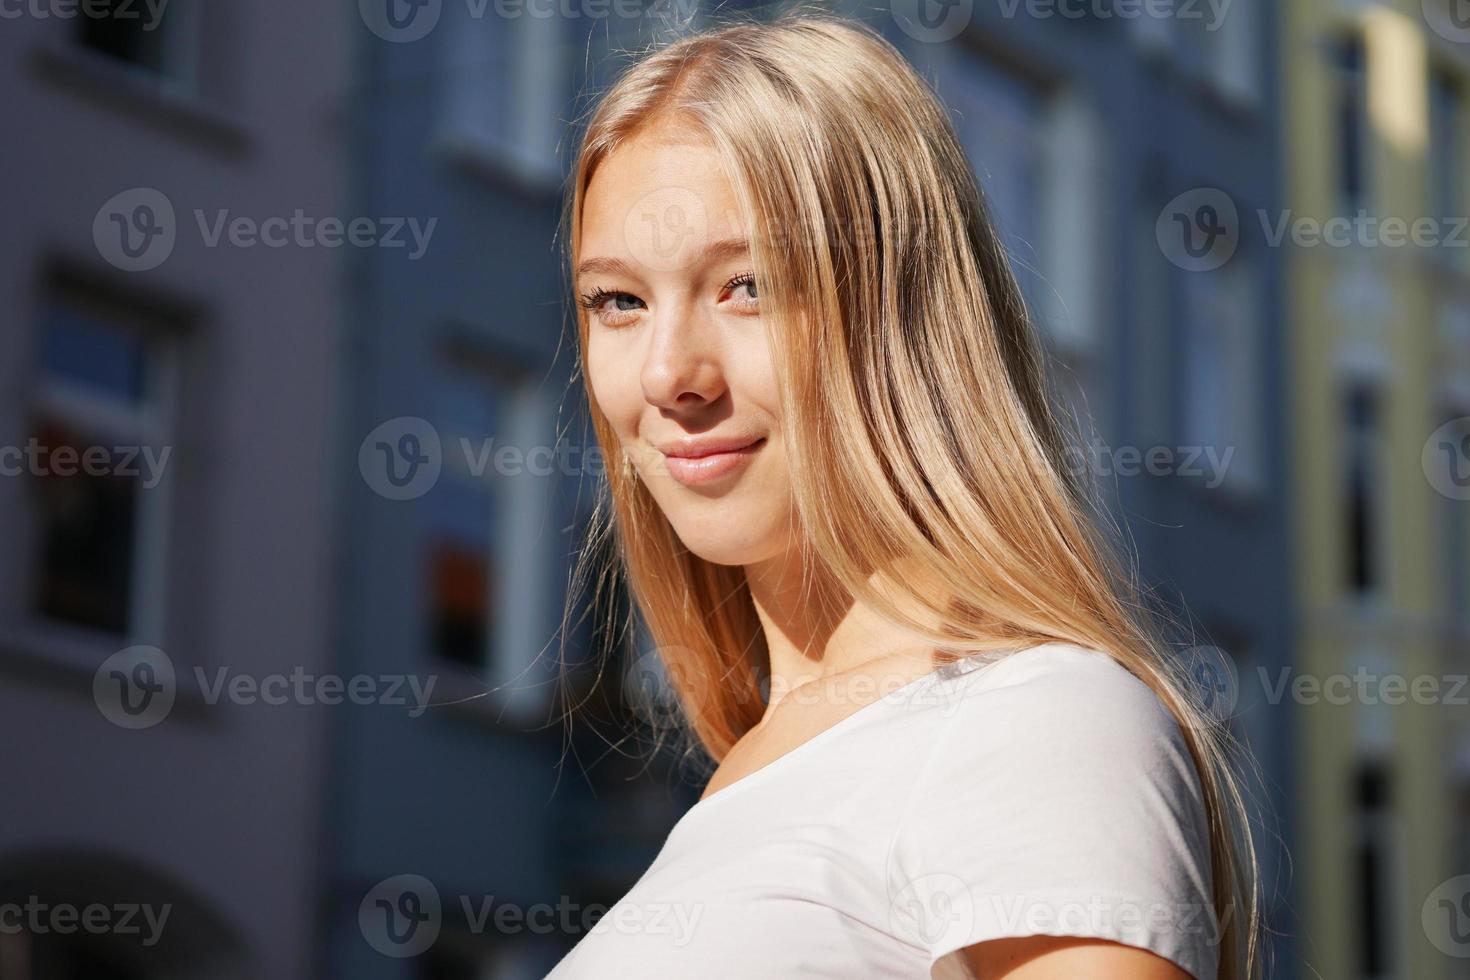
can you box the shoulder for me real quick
[884,641,1218,980]
[921,641,1207,830]
[950,639,1159,697]
[936,641,1185,750]
[910,640,1203,811]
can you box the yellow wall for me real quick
[1284,1,1470,977]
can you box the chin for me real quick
[664,503,789,567]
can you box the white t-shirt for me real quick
[545,642,1219,980]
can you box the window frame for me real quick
[15,287,182,668]
[74,0,206,94]
[430,5,572,191]
[420,340,561,721]
[1178,245,1266,498]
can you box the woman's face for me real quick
[578,122,796,567]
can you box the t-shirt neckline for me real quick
[679,645,1025,821]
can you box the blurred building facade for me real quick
[0,1,1398,979]
[321,7,703,979]
[1283,0,1470,978]
[0,0,346,977]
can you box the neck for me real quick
[742,547,942,722]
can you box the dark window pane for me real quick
[1345,385,1379,595]
[1353,836,1383,974]
[1457,782,1470,878]
[1444,425,1470,629]
[41,304,147,404]
[427,538,491,668]
[75,0,171,74]
[1430,68,1464,221]
[423,352,515,668]
[25,932,148,980]
[1352,764,1392,976]
[1354,763,1391,809]
[1334,36,1366,213]
[419,941,484,980]
[30,417,137,635]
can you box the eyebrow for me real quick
[575,236,751,281]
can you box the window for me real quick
[1429,66,1465,261]
[436,4,571,187]
[1180,250,1263,493]
[1206,0,1259,104]
[1455,778,1470,890]
[1351,762,1397,980]
[1127,5,1174,55]
[424,356,509,669]
[1132,189,1173,447]
[74,0,202,91]
[0,930,147,980]
[422,345,556,713]
[1342,383,1384,597]
[28,292,178,641]
[418,933,544,980]
[1333,34,1369,216]
[1036,91,1103,356]
[933,49,1044,307]
[1435,403,1470,632]
[1131,0,1259,104]
[924,46,1100,358]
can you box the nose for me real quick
[640,301,725,411]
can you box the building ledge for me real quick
[29,40,252,157]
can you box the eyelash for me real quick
[724,272,757,296]
[577,272,757,315]
[576,286,621,312]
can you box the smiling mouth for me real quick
[659,438,766,487]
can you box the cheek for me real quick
[726,332,782,426]
[585,334,641,437]
[724,345,789,480]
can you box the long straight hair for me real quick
[559,12,1260,979]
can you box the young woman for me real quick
[550,12,1260,980]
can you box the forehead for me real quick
[579,127,749,273]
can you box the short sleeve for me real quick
[884,644,1219,980]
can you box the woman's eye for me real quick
[726,274,758,307]
[580,288,645,322]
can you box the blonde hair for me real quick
[559,11,1260,979]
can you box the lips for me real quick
[656,437,766,487]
